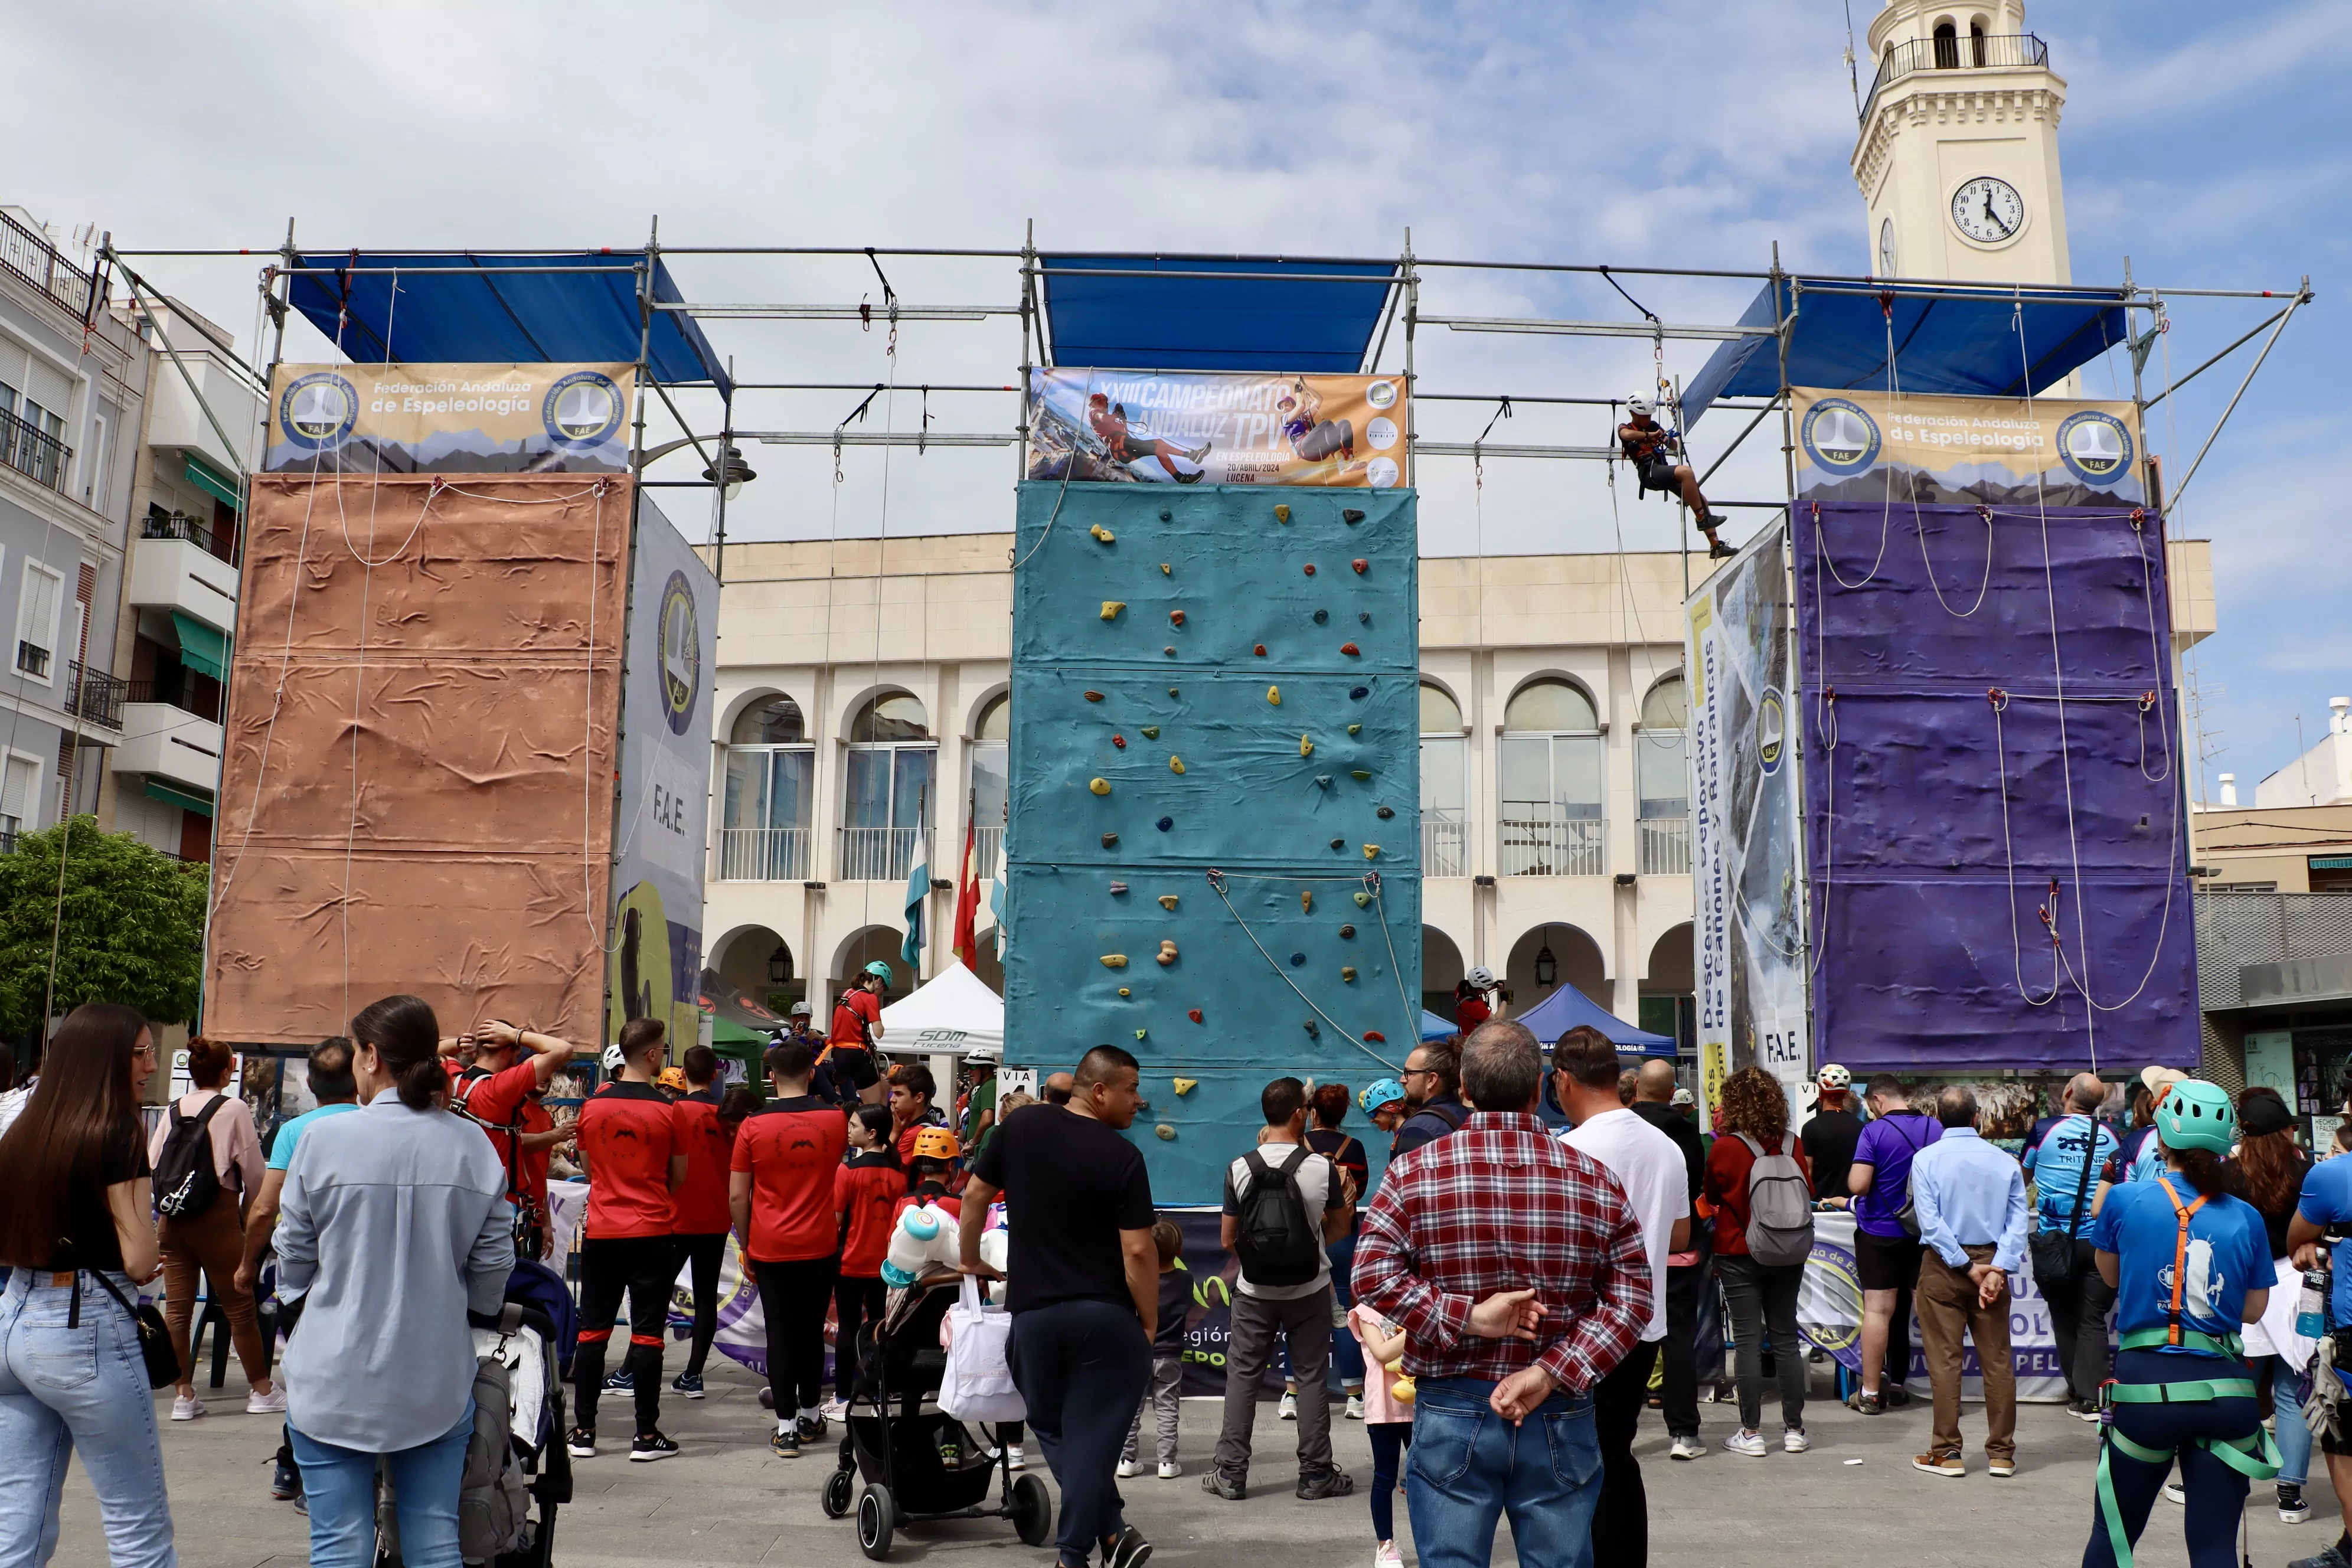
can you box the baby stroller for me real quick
[375,1287,572,1567]
[821,1269,1051,1560]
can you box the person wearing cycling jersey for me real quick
[1619,395,1733,560]
[733,1037,850,1458]
[825,963,894,1106]
[667,1045,734,1401]
[446,1020,578,1259]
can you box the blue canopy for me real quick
[1041,254,1399,373]
[1420,1010,1459,1043]
[1681,277,2128,427]
[1513,984,1677,1057]
[287,251,730,393]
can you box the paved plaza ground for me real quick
[54,1359,2330,1568]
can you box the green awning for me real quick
[182,452,243,511]
[143,778,215,816]
[710,1017,767,1045]
[171,611,231,682]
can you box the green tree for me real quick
[0,815,207,1036]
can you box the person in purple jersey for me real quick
[1842,1076,1939,1414]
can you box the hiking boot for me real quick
[566,1427,596,1459]
[1200,1469,1246,1501]
[770,1425,801,1459]
[1297,1469,1355,1501]
[2280,1482,2312,1524]
[629,1431,680,1464]
[1844,1389,1883,1415]
[270,1458,302,1501]
[671,1371,704,1399]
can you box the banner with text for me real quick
[1792,387,2144,507]
[1026,369,1407,488]
[264,361,636,475]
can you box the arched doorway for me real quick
[1422,926,1466,1018]
[835,925,916,999]
[1642,922,1694,1052]
[710,925,797,1015]
[1507,923,1608,1011]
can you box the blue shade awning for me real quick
[286,251,730,393]
[1514,982,1678,1057]
[1041,254,1399,372]
[1682,277,2128,426]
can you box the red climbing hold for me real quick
[1188,1009,1203,1024]
[1112,734,1126,749]
[1254,643,1268,656]
[1363,1031,1386,1044]
[1351,558,1367,574]
[1304,563,1317,576]
[1170,609,1185,626]
[1340,642,1360,656]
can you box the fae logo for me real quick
[2054,410,2134,486]
[1800,398,1881,478]
[279,373,358,453]
[1756,687,1786,775]
[658,571,701,735]
[543,370,624,449]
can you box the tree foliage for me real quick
[0,815,207,1036]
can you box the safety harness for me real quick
[2093,1177,2281,1568]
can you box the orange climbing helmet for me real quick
[910,1126,962,1163]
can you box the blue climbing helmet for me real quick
[2153,1079,2236,1155]
[1360,1078,1405,1113]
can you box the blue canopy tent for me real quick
[1681,277,2128,427]
[1039,254,1400,372]
[1420,1010,1459,1042]
[1513,984,1677,1057]
[285,251,731,392]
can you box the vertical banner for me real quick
[608,494,718,1053]
[1686,529,1809,1113]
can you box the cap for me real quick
[2140,1065,2189,1096]
[2239,1092,2295,1138]
[910,1126,962,1162]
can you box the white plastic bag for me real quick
[939,1276,1027,1423]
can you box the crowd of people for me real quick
[6,986,2352,1568]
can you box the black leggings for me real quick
[834,1274,885,1400]
[575,1234,675,1436]
[2084,1349,2265,1568]
[675,1233,728,1378]
[1368,1421,1411,1541]
[756,1256,839,1417]
[1010,1299,1150,1567]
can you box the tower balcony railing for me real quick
[1863,32,2048,120]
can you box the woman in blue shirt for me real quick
[2083,1080,2275,1568]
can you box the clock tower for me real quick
[1853,0,2071,286]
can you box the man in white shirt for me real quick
[1553,1026,1690,1568]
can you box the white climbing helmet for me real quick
[1817,1063,1852,1090]
[600,1044,626,1074]
[1467,966,1497,990]
[1625,393,1654,417]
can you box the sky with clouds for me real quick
[2,0,2341,798]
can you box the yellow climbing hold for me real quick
[1155,1124,1178,1141]
[1168,756,1185,775]
[1354,891,1372,907]
[1089,524,1115,543]
[1089,778,1111,795]
[1160,562,1171,575]
[1348,723,1361,736]
[1267,686,1281,706]
[1363,844,1381,860]
[1299,734,1314,757]
[1140,726,1160,739]
[1274,504,1291,524]
[1135,1029,1148,1040]
[1158,894,1179,911]
[1118,987,1131,998]
[1342,966,1358,982]
[1100,600,1125,620]
[1301,890,1314,914]
[1101,954,1129,968]
[1173,1077,1198,1096]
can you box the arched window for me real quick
[1637,675,1691,875]
[970,693,1010,880]
[1500,679,1603,876]
[1932,19,1959,68]
[844,693,935,880]
[1419,682,1468,877]
[721,694,814,880]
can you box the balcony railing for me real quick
[1863,32,2048,119]
[1423,816,1470,878]
[67,663,127,731]
[975,825,1005,884]
[142,511,241,566]
[123,679,218,722]
[1638,816,1691,877]
[1499,814,1606,878]
[0,208,97,320]
[2195,890,2352,1010]
[1,407,70,493]
[716,826,812,882]
[839,825,929,884]
[0,816,16,854]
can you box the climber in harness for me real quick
[2083,1079,2278,1568]
[1620,395,1734,560]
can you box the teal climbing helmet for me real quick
[2154,1079,2236,1155]
[1360,1078,1405,1113]
[863,961,894,984]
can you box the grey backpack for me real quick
[1736,1132,1817,1266]
[378,1308,531,1564]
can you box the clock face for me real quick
[1952,177,2026,244]
[1878,218,1897,278]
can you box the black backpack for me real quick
[153,1093,228,1220]
[1234,1146,1322,1288]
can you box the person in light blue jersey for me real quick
[2024,1073,2119,1418]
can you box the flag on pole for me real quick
[901,851,927,971]
[951,806,981,966]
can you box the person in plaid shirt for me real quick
[1353,1021,1650,1568]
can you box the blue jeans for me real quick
[1407,1376,1603,1568]
[0,1269,177,1568]
[2256,1353,2312,1488]
[291,1405,474,1568]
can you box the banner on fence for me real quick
[1025,368,1407,488]
[264,361,636,474]
[1791,387,2145,507]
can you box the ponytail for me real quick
[351,994,446,1111]
[2168,1145,2231,1200]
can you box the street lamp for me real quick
[1534,926,1558,988]
[769,945,791,985]
[702,443,757,500]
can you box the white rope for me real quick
[1206,869,1401,1073]
[1987,691,2065,1007]
[1367,877,1427,1048]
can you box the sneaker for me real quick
[603,1367,634,1391]
[629,1431,680,1463]
[1297,1469,1355,1501]
[770,1425,800,1459]
[1709,540,1737,560]
[2162,1480,2186,1505]
[1844,1389,1883,1415]
[1375,1545,1403,1568]
[1200,1469,1246,1501]
[2288,1544,2351,1568]
[1723,1429,1768,1458]
[1007,1443,1026,1471]
[566,1427,596,1459]
[798,1413,828,1443]
[171,1396,205,1422]
[2279,1482,2312,1524]
[1118,1459,1142,1478]
[1345,1394,1366,1421]
[671,1371,704,1399]
[821,1397,850,1422]
[1783,1427,1810,1454]
[1881,1386,1913,1409]
[1913,1452,1965,1478]
[270,1458,302,1501]
[1158,1461,1182,1479]
[1669,1435,1705,1462]
[1279,1391,1299,1421]
[1104,1524,1152,1568]
[246,1386,288,1415]
[1988,1457,2016,1479]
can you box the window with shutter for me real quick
[0,753,38,839]
[15,561,62,680]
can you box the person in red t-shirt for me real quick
[827,1103,903,1417]
[667,1044,736,1400]
[566,1019,687,1464]
[822,965,891,1106]
[445,1020,578,1261]
[889,1062,942,1164]
[732,1037,849,1457]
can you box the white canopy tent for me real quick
[876,960,1004,1060]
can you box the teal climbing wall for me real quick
[1004,482,1421,1204]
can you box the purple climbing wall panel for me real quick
[1792,499,2197,1074]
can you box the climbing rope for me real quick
[1206,868,1401,1073]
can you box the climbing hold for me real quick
[1353,891,1371,907]
[1364,1030,1386,1044]
[1089,778,1111,795]
[1168,687,1180,698]
[1188,1008,1203,1024]
[1330,838,1346,850]
[1289,952,1305,966]
[1141,726,1160,739]
[1342,508,1365,524]
[1274,504,1291,524]
[1155,1123,1177,1141]
[1164,646,1177,656]
[1315,775,1332,788]
[1168,756,1185,775]
[1304,1020,1320,1038]
[1159,508,1172,522]
[1101,955,1128,969]
[1254,643,1268,657]
[1377,805,1395,819]
[1169,609,1185,626]
[1266,686,1280,706]
[1101,832,1119,848]
[1358,611,1370,625]
[1159,561,1171,575]
[1349,685,1368,700]
[1157,939,1178,965]
[1158,894,1178,910]
[1112,734,1126,749]
[1157,816,1173,832]
[1300,734,1314,757]
[1301,890,1314,914]
[1363,844,1381,860]
[1304,563,1317,576]
[1109,880,1129,894]
[1090,524,1115,543]
[1084,690,1104,702]
[1351,770,1371,781]
[1347,723,1361,736]
[1135,1029,1148,1040]
[1174,1077,1197,1095]
[1341,642,1361,656]
[1118,987,1131,997]
[1313,608,1328,624]
[1101,601,1125,620]
[1338,923,1356,939]
[1342,967,1358,982]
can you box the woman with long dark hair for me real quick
[149,1034,276,1420]
[0,1004,175,1566]
[1703,1065,1811,1458]
[275,994,512,1568]
[2229,1087,2316,1524]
